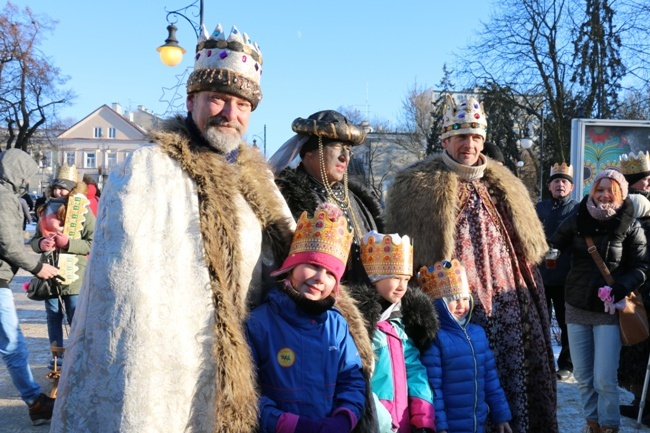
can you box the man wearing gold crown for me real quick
[269,110,383,284]
[385,96,557,432]
[50,24,295,433]
[535,163,579,381]
[618,151,650,424]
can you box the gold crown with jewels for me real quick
[360,231,413,277]
[619,151,650,175]
[418,259,470,300]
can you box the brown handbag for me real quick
[585,236,649,346]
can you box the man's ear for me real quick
[186,93,195,112]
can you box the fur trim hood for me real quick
[385,155,548,270]
[345,283,439,351]
[150,115,294,432]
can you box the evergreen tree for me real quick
[426,64,454,155]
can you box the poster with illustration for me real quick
[570,119,650,198]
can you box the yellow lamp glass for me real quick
[157,45,186,67]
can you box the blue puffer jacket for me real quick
[245,287,366,433]
[420,298,511,433]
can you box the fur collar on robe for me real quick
[276,164,384,230]
[152,116,293,432]
[345,283,439,351]
[385,155,548,271]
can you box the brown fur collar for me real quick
[151,116,293,433]
[385,155,548,271]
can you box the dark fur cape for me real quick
[345,283,439,351]
[275,164,384,230]
[151,115,294,433]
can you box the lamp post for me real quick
[157,0,204,66]
[519,104,545,201]
[252,124,267,157]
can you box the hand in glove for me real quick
[296,412,353,433]
[54,233,70,249]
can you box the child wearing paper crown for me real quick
[419,260,512,433]
[30,165,95,359]
[245,203,366,433]
[348,231,438,433]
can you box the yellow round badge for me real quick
[277,348,296,367]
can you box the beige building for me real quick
[30,104,159,194]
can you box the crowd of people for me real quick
[1,19,650,433]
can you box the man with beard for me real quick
[535,163,579,381]
[50,24,295,433]
[384,96,558,433]
[269,110,383,284]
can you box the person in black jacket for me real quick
[269,110,383,285]
[535,163,579,381]
[550,169,648,433]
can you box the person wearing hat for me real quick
[535,162,579,381]
[617,151,650,423]
[346,231,438,433]
[0,149,59,426]
[550,169,648,433]
[246,203,368,433]
[50,24,295,433]
[385,95,557,432]
[270,110,383,284]
[419,259,512,433]
[30,164,95,369]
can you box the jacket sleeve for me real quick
[420,340,448,432]
[481,330,512,425]
[548,214,576,253]
[333,320,366,429]
[404,336,435,430]
[612,222,648,301]
[0,197,40,274]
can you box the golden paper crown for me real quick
[441,95,488,140]
[619,151,650,175]
[360,231,413,277]
[56,164,78,182]
[418,259,470,300]
[187,24,263,109]
[289,203,353,265]
[549,163,574,178]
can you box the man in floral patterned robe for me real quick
[385,96,558,433]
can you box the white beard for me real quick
[204,126,240,154]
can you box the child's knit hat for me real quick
[418,259,470,301]
[271,203,353,285]
[360,231,413,283]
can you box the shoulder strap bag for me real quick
[585,236,649,346]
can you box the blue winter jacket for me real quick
[421,298,511,433]
[245,287,366,433]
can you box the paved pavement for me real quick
[0,228,58,432]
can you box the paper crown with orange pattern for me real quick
[440,95,488,140]
[418,259,470,301]
[187,23,263,109]
[271,203,353,284]
[360,231,413,280]
[620,151,650,185]
[548,162,574,183]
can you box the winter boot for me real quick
[599,426,619,433]
[581,419,600,433]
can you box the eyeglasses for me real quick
[325,143,353,158]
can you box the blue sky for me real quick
[14,0,490,156]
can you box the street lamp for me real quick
[157,0,204,66]
[519,104,546,201]
[252,124,267,157]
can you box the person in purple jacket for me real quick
[419,259,512,433]
[246,203,367,433]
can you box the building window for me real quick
[93,127,102,138]
[85,152,96,168]
[107,152,117,168]
[109,127,116,139]
[65,151,75,166]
